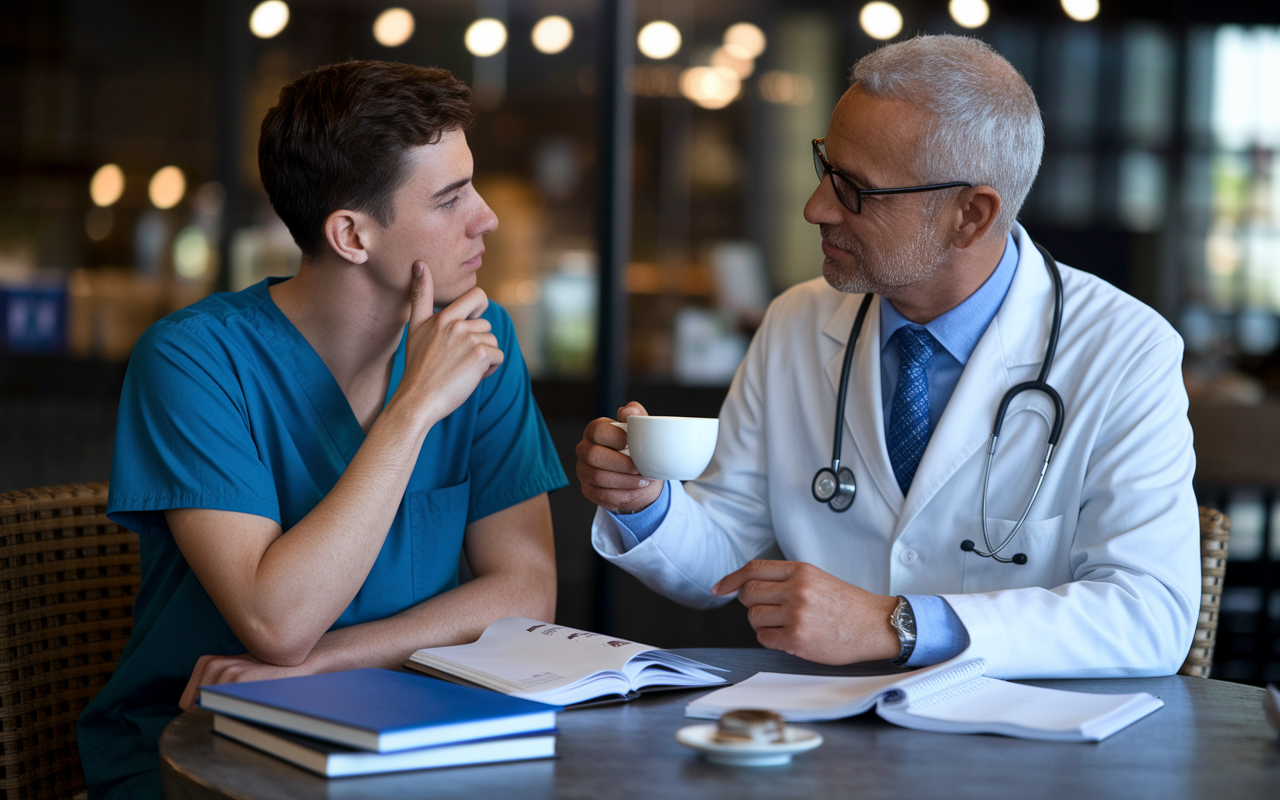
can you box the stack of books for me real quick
[199,668,559,777]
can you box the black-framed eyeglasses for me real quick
[812,138,972,214]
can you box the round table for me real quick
[159,648,1280,800]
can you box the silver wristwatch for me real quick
[889,595,916,666]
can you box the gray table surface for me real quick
[159,648,1280,800]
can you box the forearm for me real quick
[593,480,770,609]
[250,407,429,625]
[290,559,556,673]
[943,569,1197,679]
[169,401,445,665]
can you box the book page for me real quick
[881,677,1162,740]
[409,618,657,697]
[624,652,727,688]
[685,670,920,722]
[684,656,980,722]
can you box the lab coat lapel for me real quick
[822,294,903,513]
[894,226,1053,537]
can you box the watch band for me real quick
[889,595,916,667]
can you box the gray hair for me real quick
[851,35,1044,235]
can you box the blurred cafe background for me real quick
[3,0,1280,684]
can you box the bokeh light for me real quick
[759,71,814,106]
[373,8,414,47]
[724,22,766,58]
[90,163,125,207]
[173,226,212,279]
[149,166,186,210]
[638,21,682,60]
[1061,0,1100,22]
[531,15,573,54]
[249,1,289,39]
[465,18,507,57]
[711,45,754,79]
[680,66,741,110]
[85,208,114,241]
[949,0,990,28]
[859,2,903,40]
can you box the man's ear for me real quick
[949,186,1002,249]
[322,209,374,265]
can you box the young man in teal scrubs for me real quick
[76,61,568,799]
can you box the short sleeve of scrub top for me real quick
[76,279,567,800]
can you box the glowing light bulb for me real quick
[949,0,989,28]
[373,8,414,47]
[1061,0,1100,22]
[859,2,903,41]
[465,18,507,57]
[149,166,186,210]
[532,15,573,54]
[724,22,766,58]
[638,21,681,60]
[249,1,289,39]
[90,164,125,207]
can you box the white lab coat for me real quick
[593,223,1200,679]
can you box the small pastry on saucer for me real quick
[712,709,786,745]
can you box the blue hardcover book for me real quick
[212,714,557,777]
[198,668,559,753]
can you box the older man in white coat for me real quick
[575,35,1200,679]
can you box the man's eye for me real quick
[440,195,459,210]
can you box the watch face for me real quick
[891,599,916,640]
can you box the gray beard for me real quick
[820,223,950,295]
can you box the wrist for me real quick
[377,393,438,443]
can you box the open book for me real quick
[406,617,727,706]
[685,656,1163,742]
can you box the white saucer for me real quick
[675,724,824,766]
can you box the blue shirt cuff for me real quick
[902,595,970,667]
[604,481,672,551]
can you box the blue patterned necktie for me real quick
[888,327,938,494]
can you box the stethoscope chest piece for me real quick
[812,465,856,512]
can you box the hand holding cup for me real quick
[576,402,718,514]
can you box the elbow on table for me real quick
[235,621,319,667]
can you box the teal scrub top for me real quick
[76,278,567,799]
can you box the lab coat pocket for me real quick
[406,476,472,604]
[962,515,1064,594]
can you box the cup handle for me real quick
[609,421,629,457]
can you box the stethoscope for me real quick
[811,243,1065,566]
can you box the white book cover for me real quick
[685,656,1163,742]
[407,617,727,706]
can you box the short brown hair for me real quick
[259,61,475,256]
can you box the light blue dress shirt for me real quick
[610,233,1019,667]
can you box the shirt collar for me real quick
[879,231,1018,366]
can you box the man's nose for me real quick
[804,178,844,226]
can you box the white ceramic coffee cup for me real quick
[610,416,720,481]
